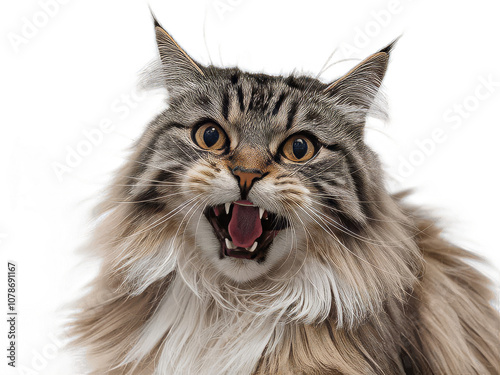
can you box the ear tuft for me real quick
[147,10,205,94]
[149,7,162,29]
[324,38,399,117]
[378,36,401,55]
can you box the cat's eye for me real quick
[281,135,316,162]
[193,122,228,151]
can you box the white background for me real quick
[1,0,499,373]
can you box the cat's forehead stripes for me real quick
[219,71,309,133]
[285,101,299,130]
[271,93,286,116]
[222,92,230,120]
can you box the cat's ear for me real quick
[151,14,205,92]
[323,39,398,114]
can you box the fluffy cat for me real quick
[69,15,500,375]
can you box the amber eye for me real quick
[282,135,316,162]
[193,123,228,151]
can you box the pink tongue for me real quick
[228,201,263,248]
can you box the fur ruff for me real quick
[69,194,500,374]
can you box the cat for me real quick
[68,15,500,375]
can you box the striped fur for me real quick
[68,18,500,374]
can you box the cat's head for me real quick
[97,18,419,325]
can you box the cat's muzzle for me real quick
[204,200,289,260]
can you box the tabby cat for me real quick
[69,15,500,374]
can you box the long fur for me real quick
[69,192,500,374]
[68,20,500,375]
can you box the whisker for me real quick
[308,194,416,229]
[308,198,418,245]
[119,194,203,241]
[115,183,188,188]
[299,205,409,278]
[126,159,188,179]
[109,191,187,204]
[124,175,187,186]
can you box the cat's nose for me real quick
[232,167,264,199]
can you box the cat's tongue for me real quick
[228,201,263,248]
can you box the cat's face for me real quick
[125,23,393,283]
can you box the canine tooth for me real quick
[248,241,258,252]
[225,238,235,249]
[225,203,231,215]
[259,207,264,219]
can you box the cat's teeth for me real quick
[225,203,231,215]
[248,241,258,252]
[225,238,236,249]
[259,208,265,219]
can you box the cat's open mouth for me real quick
[204,200,288,260]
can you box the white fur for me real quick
[124,278,278,374]
[122,237,178,295]
[122,250,352,374]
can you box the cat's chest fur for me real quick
[125,264,410,375]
